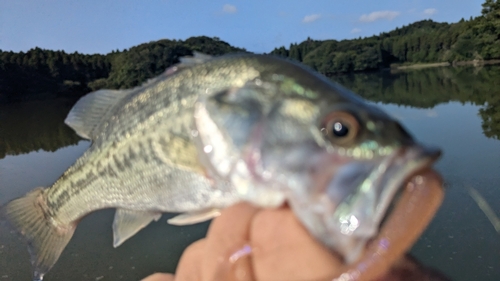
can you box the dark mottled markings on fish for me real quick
[148,137,169,165]
[45,139,144,213]
[48,170,98,212]
[112,154,125,172]
[95,161,106,177]
[128,146,137,161]
[157,137,169,150]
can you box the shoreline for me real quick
[391,59,500,71]
[2,59,500,104]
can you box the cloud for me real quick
[359,11,400,22]
[351,28,362,33]
[302,14,321,23]
[423,8,437,16]
[222,4,237,14]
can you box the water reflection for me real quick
[0,98,81,158]
[0,66,499,280]
[2,66,500,160]
[333,65,500,141]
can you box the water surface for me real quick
[335,66,500,281]
[1,65,499,280]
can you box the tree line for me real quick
[0,36,245,102]
[271,0,500,74]
[1,0,499,102]
[0,48,110,102]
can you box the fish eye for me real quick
[321,111,359,145]
[332,121,348,137]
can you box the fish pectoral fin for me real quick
[112,209,162,248]
[167,209,222,226]
[65,89,134,140]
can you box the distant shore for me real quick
[392,59,500,71]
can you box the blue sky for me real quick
[0,0,485,55]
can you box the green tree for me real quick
[482,0,500,18]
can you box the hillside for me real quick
[0,36,246,102]
[270,12,500,74]
[1,0,499,102]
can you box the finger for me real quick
[141,273,175,281]
[201,202,260,281]
[174,239,206,281]
[250,207,344,281]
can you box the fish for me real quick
[0,52,443,280]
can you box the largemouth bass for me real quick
[0,53,443,280]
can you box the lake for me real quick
[1,65,499,280]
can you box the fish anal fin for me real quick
[112,209,162,248]
[64,89,133,140]
[167,209,221,226]
[0,188,76,281]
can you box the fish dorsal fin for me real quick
[65,52,212,140]
[65,89,133,140]
[179,52,213,66]
[112,209,162,248]
[145,52,213,86]
[161,52,213,77]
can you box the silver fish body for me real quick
[0,53,441,280]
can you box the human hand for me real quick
[141,202,344,281]
[142,171,445,281]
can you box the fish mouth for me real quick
[291,143,443,267]
[334,168,444,281]
[362,144,442,235]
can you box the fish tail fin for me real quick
[0,188,76,281]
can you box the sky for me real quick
[0,0,486,55]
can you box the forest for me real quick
[0,0,499,102]
[271,0,500,74]
[0,37,245,102]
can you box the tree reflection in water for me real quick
[333,65,500,141]
[1,65,499,159]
